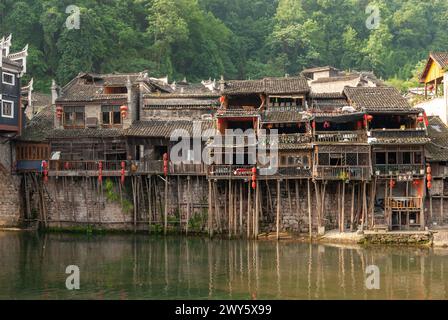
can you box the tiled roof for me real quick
[369,129,430,145]
[19,107,54,142]
[57,72,142,102]
[126,120,215,138]
[144,98,219,109]
[262,108,309,123]
[311,74,360,84]
[310,92,345,99]
[344,87,411,111]
[431,52,448,69]
[426,116,448,161]
[224,77,309,95]
[48,128,126,139]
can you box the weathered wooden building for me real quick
[11,66,444,236]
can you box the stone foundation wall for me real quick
[361,232,432,245]
[0,166,21,227]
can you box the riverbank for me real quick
[3,225,448,248]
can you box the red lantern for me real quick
[120,105,128,119]
[163,153,169,176]
[98,161,103,184]
[42,160,49,184]
[427,181,432,189]
[426,166,432,174]
[120,161,126,185]
[427,174,432,182]
[219,96,225,104]
[312,121,316,129]
[367,115,373,122]
[417,116,424,123]
[56,106,63,120]
[389,180,396,188]
[252,181,257,190]
[251,167,257,189]
[323,121,330,129]
[64,162,70,170]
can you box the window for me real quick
[102,106,122,126]
[63,106,85,128]
[1,100,14,118]
[375,152,386,165]
[2,72,15,85]
[104,87,127,94]
[402,152,412,164]
[414,152,422,164]
[388,152,397,165]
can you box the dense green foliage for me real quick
[1,0,447,91]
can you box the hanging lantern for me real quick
[219,96,225,104]
[120,105,128,119]
[426,166,432,174]
[413,179,421,186]
[64,162,70,170]
[42,160,49,184]
[426,173,432,182]
[427,181,432,189]
[251,167,257,189]
[98,161,103,184]
[312,121,316,129]
[163,153,169,176]
[120,161,126,185]
[417,116,424,123]
[323,121,331,129]
[366,115,373,122]
[56,106,63,120]
[423,112,429,126]
[389,180,396,188]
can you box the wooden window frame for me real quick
[1,99,14,118]
[2,72,15,86]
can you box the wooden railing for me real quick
[257,166,312,178]
[208,165,255,178]
[259,134,312,148]
[386,197,423,210]
[315,131,367,143]
[314,166,371,180]
[170,162,206,175]
[374,164,425,176]
[49,160,124,172]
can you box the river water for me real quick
[0,231,447,300]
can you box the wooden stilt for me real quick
[255,180,260,239]
[314,181,321,229]
[341,182,345,233]
[295,180,300,221]
[247,181,251,238]
[164,176,169,235]
[228,179,232,238]
[239,182,243,236]
[350,182,355,232]
[287,180,292,213]
[307,179,312,238]
[321,182,327,231]
[208,179,213,237]
[186,176,191,235]
[276,179,281,240]
[361,182,367,231]
[147,176,152,233]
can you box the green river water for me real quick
[0,231,447,300]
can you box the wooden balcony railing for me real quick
[370,129,427,139]
[374,164,425,176]
[315,131,367,143]
[386,197,423,210]
[259,134,312,148]
[258,166,312,178]
[208,165,255,178]
[49,160,124,172]
[314,166,371,180]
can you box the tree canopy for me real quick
[1,0,447,92]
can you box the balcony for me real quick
[386,197,423,211]
[315,131,367,144]
[258,166,312,179]
[374,164,425,177]
[208,165,254,179]
[48,160,125,177]
[314,166,371,181]
[137,160,206,175]
[259,134,312,149]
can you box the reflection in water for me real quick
[0,232,447,300]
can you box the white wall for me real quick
[415,97,447,125]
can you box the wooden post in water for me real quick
[239,182,243,236]
[276,179,281,240]
[164,176,169,235]
[186,176,191,235]
[307,179,312,239]
[247,181,251,239]
[228,178,232,238]
[255,180,260,239]
[341,182,345,233]
[208,179,213,237]
[350,182,355,232]
[147,176,152,234]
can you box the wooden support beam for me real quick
[239,182,243,236]
[307,179,312,238]
[255,180,260,239]
[276,179,281,240]
[350,182,355,232]
[341,182,345,233]
[228,179,232,238]
[148,176,152,234]
[164,176,169,235]
[186,176,191,235]
[208,179,213,237]
[247,181,251,239]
